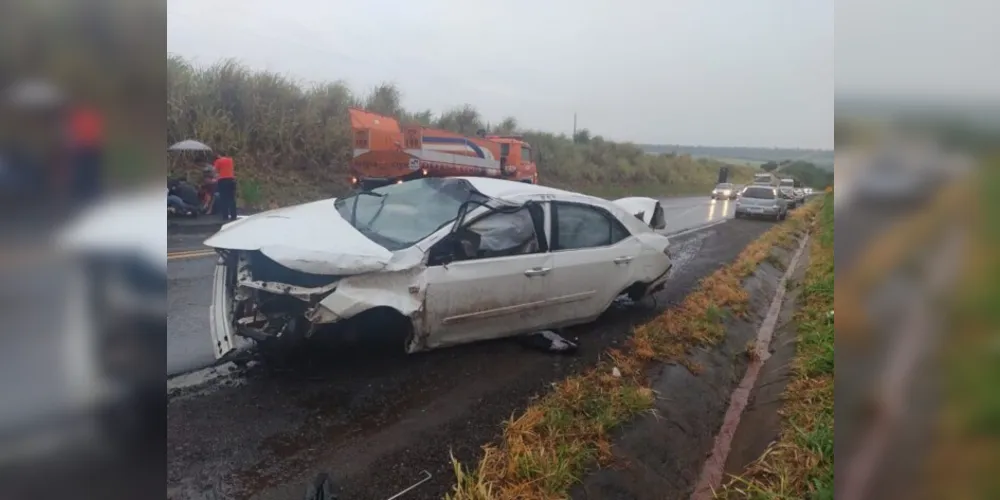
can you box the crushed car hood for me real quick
[203,199,394,275]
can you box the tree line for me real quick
[167,56,756,208]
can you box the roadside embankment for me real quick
[712,192,833,499]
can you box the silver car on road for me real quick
[735,185,788,221]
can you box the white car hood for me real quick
[203,198,394,275]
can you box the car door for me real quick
[544,201,643,326]
[422,204,555,349]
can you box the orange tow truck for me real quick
[348,108,539,190]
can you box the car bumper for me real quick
[735,205,781,216]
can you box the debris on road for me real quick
[385,470,432,500]
[518,330,579,354]
[304,472,337,500]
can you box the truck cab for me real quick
[752,172,779,187]
[487,135,539,184]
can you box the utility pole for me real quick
[573,113,577,139]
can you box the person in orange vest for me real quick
[66,102,104,205]
[213,153,237,221]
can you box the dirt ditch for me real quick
[570,231,811,500]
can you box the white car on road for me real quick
[204,177,674,361]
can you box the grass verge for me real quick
[447,199,825,500]
[713,192,834,500]
[925,162,1000,499]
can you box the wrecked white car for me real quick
[204,177,674,361]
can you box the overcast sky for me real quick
[168,1,838,148]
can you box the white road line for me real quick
[665,218,729,239]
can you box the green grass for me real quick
[925,160,1000,498]
[715,192,834,500]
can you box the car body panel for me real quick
[421,253,555,349]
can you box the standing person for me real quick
[66,102,104,206]
[213,153,237,221]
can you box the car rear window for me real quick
[716,183,732,189]
[742,187,775,199]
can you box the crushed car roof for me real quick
[461,177,577,199]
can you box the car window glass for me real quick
[555,203,627,250]
[334,178,486,251]
[743,187,775,199]
[465,208,540,259]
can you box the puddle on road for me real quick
[668,231,711,279]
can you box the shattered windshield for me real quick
[335,178,489,251]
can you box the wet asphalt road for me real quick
[166,207,777,500]
[166,195,739,376]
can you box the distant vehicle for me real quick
[735,185,787,221]
[204,177,674,363]
[711,182,738,200]
[348,108,538,190]
[779,186,802,208]
[717,166,730,184]
[752,172,779,187]
[855,155,940,205]
[779,178,806,206]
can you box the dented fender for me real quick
[308,267,428,337]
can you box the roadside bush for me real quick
[167,55,755,208]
